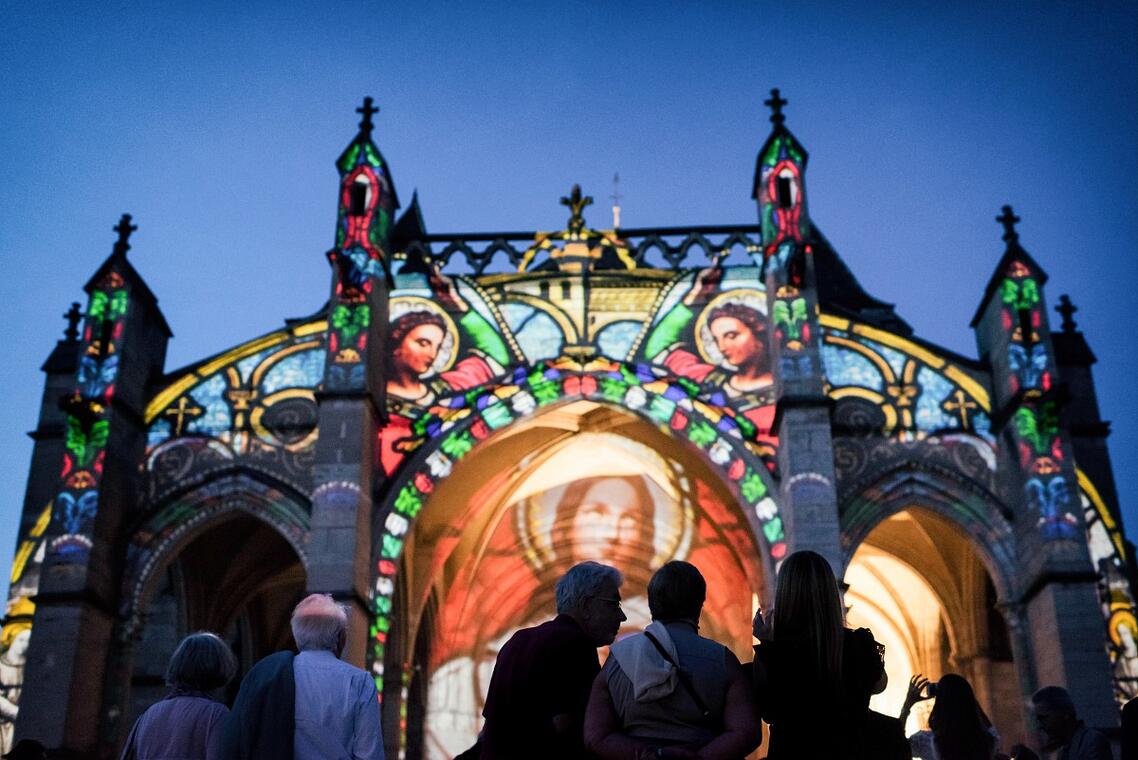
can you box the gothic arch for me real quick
[840,462,1026,741]
[840,462,1017,599]
[120,470,310,636]
[368,363,784,683]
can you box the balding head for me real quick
[291,594,348,654]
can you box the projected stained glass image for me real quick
[406,431,760,759]
[645,274,776,449]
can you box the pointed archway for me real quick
[383,400,770,759]
[845,508,1024,743]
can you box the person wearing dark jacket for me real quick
[479,561,627,759]
[751,550,891,760]
[1010,686,1111,760]
[120,632,237,760]
[220,594,384,760]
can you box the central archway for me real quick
[387,400,771,759]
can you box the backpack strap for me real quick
[643,630,711,721]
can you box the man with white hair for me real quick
[477,561,626,759]
[221,594,384,760]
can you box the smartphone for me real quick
[924,682,938,699]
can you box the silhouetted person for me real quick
[2,739,46,760]
[120,632,237,760]
[1122,696,1138,760]
[1011,686,1110,760]
[479,561,627,759]
[751,550,889,759]
[221,594,384,760]
[905,673,998,760]
[584,560,760,759]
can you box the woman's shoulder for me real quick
[155,693,229,719]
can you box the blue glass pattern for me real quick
[187,374,231,436]
[821,341,884,391]
[597,320,642,360]
[261,348,326,394]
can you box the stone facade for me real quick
[4,97,1132,758]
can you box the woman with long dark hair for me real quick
[752,550,891,759]
[906,673,998,760]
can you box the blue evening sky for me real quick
[1,1,1135,592]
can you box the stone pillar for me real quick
[998,602,1039,746]
[753,91,842,570]
[305,98,398,675]
[307,396,383,667]
[972,208,1116,736]
[16,217,170,754]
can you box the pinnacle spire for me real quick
[1056,294,1078,333]
[356,96,379,136]
[560,184,593,236]
[112,213,137,256]
[764,88,788,126]
[63,302,82,341]
[997,204,1021,245]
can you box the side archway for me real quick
[840,463,1024,743]
[103,472,310,753]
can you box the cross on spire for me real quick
[63,302,82,342]
[113,213,137,255]
[997,204,1020,244]
[1056,294,1078,333]
[356,96,379,135]
[764,88,788,126]
[610,173,623,229]
[560,184,593,236]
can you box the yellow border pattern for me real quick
[819,312,991,412]
[145,319,326,423]
[1078,467,1124,558]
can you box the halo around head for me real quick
[511,433,693,574]
[389,296,460,376]
[694,288,767,366]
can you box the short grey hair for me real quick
[291,594,348,652]
[556,561,623,615]
[166,631,237,691]
[1033,685,1077,715]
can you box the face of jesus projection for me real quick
[551,476,655,571]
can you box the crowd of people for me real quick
[26,551,1123,759]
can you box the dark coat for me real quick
[481,615,600,759]
[753,627,886,760]
[218,651,295,760]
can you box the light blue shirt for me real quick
[293,649,385,760]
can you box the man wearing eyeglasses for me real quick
[476,561,627,759]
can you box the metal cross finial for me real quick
[997,205,1021,244]
[1056,294,1078,333]
[764,88,788,125]
[356,97,379,134]
[113,213,137,253]
[560,184,593,235]
[610,173,623,229]
[63,302,82,341]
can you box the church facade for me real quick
[4,93,1134,757]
